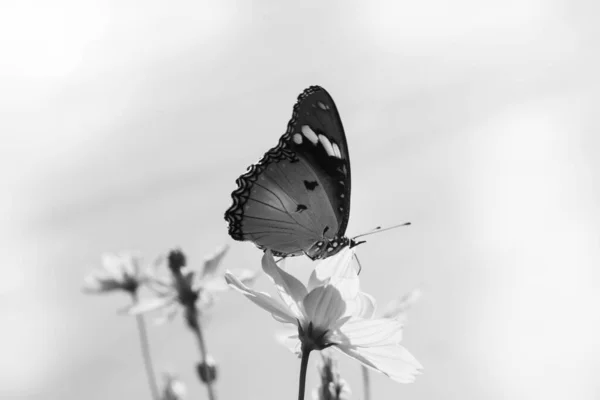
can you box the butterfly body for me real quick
[225,86,355,260]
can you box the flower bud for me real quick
[313,354,351,400]
[161,372,186,400]
[168,249,187,272]
[196,356,217,384]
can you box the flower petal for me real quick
[308,248,359,300]
[201,269,258,293]
[201,276,229,292]
[335,344,422,383]
[127,295,177,315]
[381,287,423,320]
[154,303,179,325]
[335,318,403,347]
[146,275,173,295]
[82,273,121,293]
[261,251,307,316]
[123,252,142,277]
[101,253,127,280]
[303,285,346,332]
[345,292,377,319]
[275,330,302,357]
[201,245,229,278]
[225,271,297,324]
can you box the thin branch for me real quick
[187,306,216,400]
[132,293,160,400]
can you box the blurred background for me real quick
[2,0,599,399]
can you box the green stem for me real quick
[361,365,371,400]
[187,306,216,400]
[132,293,160,400]
[298,345,312,400]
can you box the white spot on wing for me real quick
[317,101,329,110]
[332,143,342,159]
[301,125,319,144]
[293,133,303,144]
[318,135,336,157]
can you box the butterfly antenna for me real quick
[352,222,411,240]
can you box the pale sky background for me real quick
[1,1,600,399]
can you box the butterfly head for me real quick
[304,236,366,260]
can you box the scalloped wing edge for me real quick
[224,86,325,246]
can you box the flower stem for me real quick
[132,294,160,400]
[298,345,312,400]
[361,365,371,400]
[187,306,216,400]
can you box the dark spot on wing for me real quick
[323,226,329,235]
[296,204,308,213]
[303,180,319,190]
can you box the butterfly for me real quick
[224,86,362,260]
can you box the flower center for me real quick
[297,321,336,352]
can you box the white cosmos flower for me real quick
[129,245,257,323]
[82,251,147,295]
[225,248,423,384]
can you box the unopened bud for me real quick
[168,249,186,272]
[161,372,186,400]
[196,356,217,384]
[313,354,351,400]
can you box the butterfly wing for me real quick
[225,86,351,258]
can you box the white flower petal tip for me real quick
[127,296,176,316]
[203,268,259,293]
[336,318,404,347]
[202,244,230,277]
[224,271,297,324]
[81,275,116,293]
[222,269,259,286]
[336,344,423,384]
[382,287,424,319]
[261,251,308,313]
